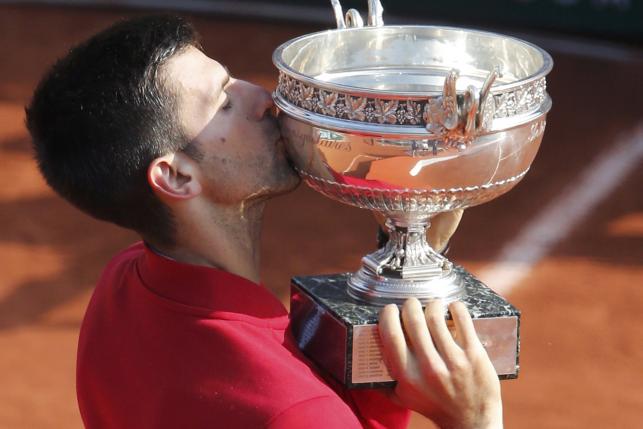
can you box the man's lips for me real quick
[274,135,298,170]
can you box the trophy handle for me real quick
[330,0,385,29]
[330,0,346,29]
[367,0,385,27]
[345,9,364,28]
[424,67,501,150]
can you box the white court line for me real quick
[477,124,643,295]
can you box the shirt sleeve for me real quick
[266,395,364,429]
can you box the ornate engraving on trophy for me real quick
[277,72,548,128]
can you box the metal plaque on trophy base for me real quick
[274,0,551,388]
[290,270,520,389]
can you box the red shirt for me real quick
[77,242,410,428]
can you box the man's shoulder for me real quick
[103,241,145,271]
[79,241,145,342]
[94,241,145,288]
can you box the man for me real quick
[26,15,502,429]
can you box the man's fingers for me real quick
[449,301,483,353]
[428,209,464,252]
[400,298,443,371]
[378,304,408,379]
[425,300,464,365]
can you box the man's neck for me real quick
[151,199,265,284]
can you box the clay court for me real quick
[1,3,642,428]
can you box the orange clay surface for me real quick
[1,5,642,428]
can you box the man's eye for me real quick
[222,94,232,111]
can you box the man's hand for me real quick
[378,298,502,429]
[427,209,463,253]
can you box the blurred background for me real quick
[0,1,642,428]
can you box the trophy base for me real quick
[348,266,465,305]
[290,266,520,389]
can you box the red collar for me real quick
[135,242,288,323]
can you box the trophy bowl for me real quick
[273,4,552,305]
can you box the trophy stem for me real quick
[348,216,465,305]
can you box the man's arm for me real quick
[379,298,503,429]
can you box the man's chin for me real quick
[271,169,302,197]
[248,169,301,204]
[275,142,303,193]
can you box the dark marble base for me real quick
[290,267,520,389]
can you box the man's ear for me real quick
[147,152,202,201]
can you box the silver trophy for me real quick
[274,0,552,388]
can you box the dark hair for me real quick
[26,15,201,246]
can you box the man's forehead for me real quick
[164,46,227,97]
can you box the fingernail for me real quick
[380,303,398,317]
